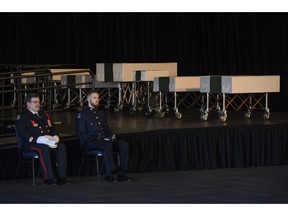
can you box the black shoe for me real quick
[44,179,57,186]
[105,175,117,183]
[57,178,71,186]
[117,174,131,182]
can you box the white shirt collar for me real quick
[28,109,38,115]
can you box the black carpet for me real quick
[1,164,288,204]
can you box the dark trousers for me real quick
[83,139,129,176]
[26,143,67,180]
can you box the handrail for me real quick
[0,69,92,79]
[0,82,93,94]
[0,64,76,70]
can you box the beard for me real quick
[90,101,100,109]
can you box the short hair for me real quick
[25,93,40,103]
[87,90,100,97]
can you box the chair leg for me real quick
[32,158,36,186]
[77,156,85,179]
[95,156,100,182]
[117,153,120,168]
[13,158,22,182]
[36,161,42,181]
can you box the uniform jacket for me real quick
[15,108,59,150]
[76,107,112,145]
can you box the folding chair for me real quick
[14,128,41,186]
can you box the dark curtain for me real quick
[1,123,288,180]
[118,123,288,173]
[0,13,287,111]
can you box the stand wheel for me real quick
[263,111,270,120]
[219,113,227,122]
[145,111,152,118]
[64,103,70,110]
[175,111,182,119]
[137,107,143,112]
[164,107,170,117]
[130,107,136,116]
[10,102,16,107]
[113,107,120,113]
[159,112,165,119]
[145,106,153,118]
[244,110,251,119]
[200,112,208,121]
[52,103,60,110]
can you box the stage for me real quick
[0,108,288,180]
[0,108,288,203]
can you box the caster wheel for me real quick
[263,112,270,120]
[244,111,251,119]
[219,113,227,122]
[200,113,208,121]
[159,112,165,119]
[175,112,182,119]
[52,104,59,110]
[130,107,136,116]
[137,107,143,112]
[113,107,120,113]
[145,111,152,118]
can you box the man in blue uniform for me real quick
[15,93,69,185]
[76,90,130,182]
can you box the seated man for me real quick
[15,93,69,186]
[76,90,130,182]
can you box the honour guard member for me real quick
[77,90,131,182]
[15,93,69,185]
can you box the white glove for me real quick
[104,134,116,141]
[46,141,58,149]
[36,136,58,148]
[112,134,116,141]
[53,135,60,143]
[36,136,49,144]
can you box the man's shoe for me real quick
[57,178,71,186]
[44,179,57,186]
[105,175,117,183]
[117,174,131,182]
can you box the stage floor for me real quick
[53,109,288,135]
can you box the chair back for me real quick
[15,125,39,158]
[14,125,24,155]
[76,113,84,148]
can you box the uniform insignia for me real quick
[31,120,38,127]
[77,113,81,119]
[29,137,33,142]
[17,115,20,120]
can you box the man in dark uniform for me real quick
[76,90,130,182]
[15,93,69,185]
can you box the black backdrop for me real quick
[0,13,287,111]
